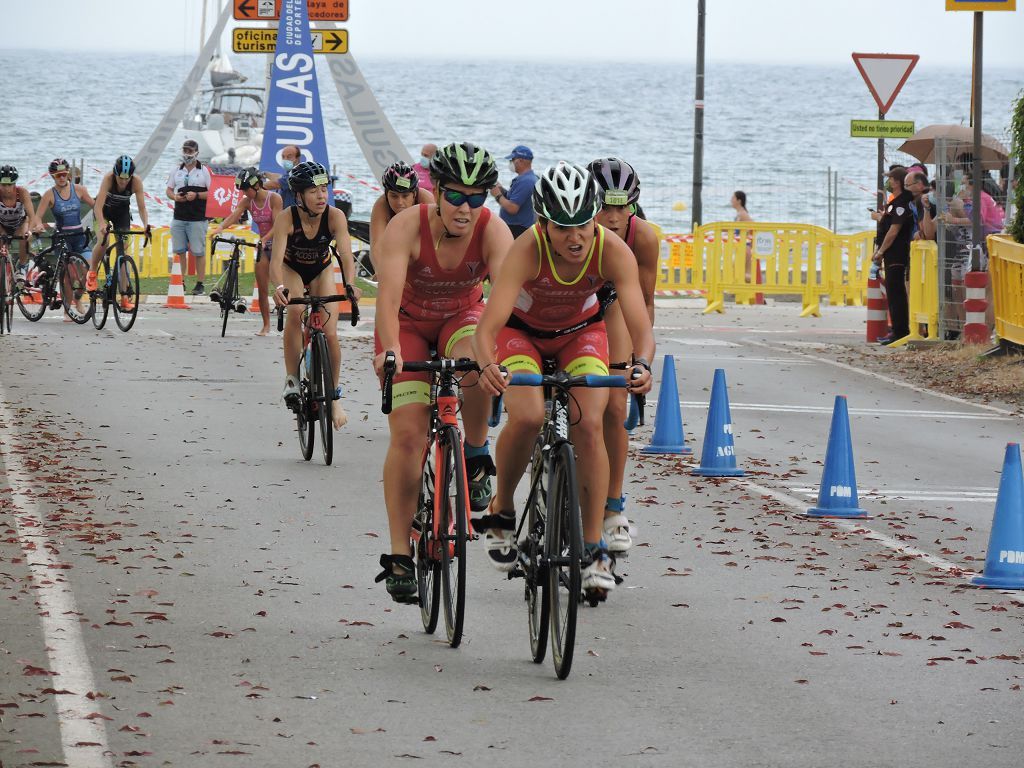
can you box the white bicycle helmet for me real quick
[532,162,601,227]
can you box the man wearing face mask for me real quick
[490,145,537,238]
[165,139,213,295]
[412,143,436,190]
[262,144,302,211]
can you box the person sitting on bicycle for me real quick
[472,162,654,596]
[588,157,659,556]
[87,155,149,292]
[270,160,358,430]
[212,167,282,336]
[372,141,513,603]
[368,161,434,273]
[0,164,39,275]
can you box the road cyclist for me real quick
[372,141,512,603]
[87,155,149,293]
[0,164,39,279]
[368,161,434,274]
[211,167,282,335]
[587,157,659,559]
[472,161,654,601]
[269,160,358,431]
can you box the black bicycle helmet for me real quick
[0,165,19,184]
[113,154,136,178]
[533,162,602,227]
[429,142,499,189]
[49,158,71,175]
[381,161,419,193]
[288,161,330,193]
[588,157,640,206]
[235,166,262,190]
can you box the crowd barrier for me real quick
[655,222,875,315]
[988,234,1024,348]
[887,241,940,347]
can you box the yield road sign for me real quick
[234,0,349,21]
[851,53,919,115]
[232,27,349,54]
[850,120,915,138]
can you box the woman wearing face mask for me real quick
[212,167,282,335]
[368,162,434,274]
[473,162,654,601]
[490,145,538,238]
[371,141,512,603]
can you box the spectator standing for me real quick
[872,167,913,345]
[731,190,754,281]
[262,144,302,211]
[413,143,436,190]
[905,170,936,241]
[165,139,213,295]
[491,145,537,238]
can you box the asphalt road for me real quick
[2,301,1022,768]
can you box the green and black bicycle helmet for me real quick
[533,162,602,227]
[235,166,262,190]
[429,142,499,189]
[0,165,19,184]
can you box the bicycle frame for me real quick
[102,229,149,285]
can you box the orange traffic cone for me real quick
[164,252,191,309]
[248,279,260,313]
[332,261,353,321]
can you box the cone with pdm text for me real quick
[692,368,745,477]
[804,395,868,518]
[164,252,191,309]
[332,261,353,320]
[640,355,691,454]
[973,443,1024,590]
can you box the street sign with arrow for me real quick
[233,27,348,54]
[234,0,349,21]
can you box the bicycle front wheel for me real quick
[296,343,315,461]
[526,438,550,664]
[547,441,582,680]
[15,258,46,323]
[0,257,12,333]
[438,427,468,648]
[313,333,334,466]
[63,255,93,325]
[92,258,110,330]
[220,259,236,337]
[112,254,139,332]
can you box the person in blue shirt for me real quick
[490,144,537,238]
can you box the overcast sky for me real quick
[5,1,1023,67]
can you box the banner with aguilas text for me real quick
[259,0,333,204]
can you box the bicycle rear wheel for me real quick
[0,257,11,333]
[220,259,236,337]
[526,438,550,663]
[547,442,582,680]
[417,458,441,633]
[63,255,92,325]
[112,254,139,332]
[92,258,110,330]
[313,334,334,465]
[296,343,315,461]
[438,428,468,648]
[15,258,46,322]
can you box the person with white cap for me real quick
[491,144,537,238]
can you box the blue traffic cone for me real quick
[641,355,691,455]
[973,443,1024,590]
[692,369,745,477]
[804,395,868,518]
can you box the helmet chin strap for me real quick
[433,203,461,240]
[297,190,321,219]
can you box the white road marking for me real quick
[663,336,741,347]
[645,399,1009,421]
[787,486,998,503]
[0,388,114,768]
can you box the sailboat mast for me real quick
[200,0,209,53]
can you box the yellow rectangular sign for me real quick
[946,0,1015,10]
[232,27,348,54]
[850,119,915,138]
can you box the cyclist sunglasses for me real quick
[440,186,488,209]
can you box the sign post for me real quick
[851,53,919,209]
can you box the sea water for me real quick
[1,51,1019,234]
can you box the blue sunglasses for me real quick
[440,185,488,209]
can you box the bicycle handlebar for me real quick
[379,353,479,415]
[381,351,397,415]
[108,227,152,248]
[489,370,631,428]
[211,235,261,250]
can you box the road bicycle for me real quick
[209,235,260,337]
[0,233,31,334]
[491,362,630,679]
[16,230,92,324]
[276,284,359,465]
[381,351,478,647]
[91,228,147,332]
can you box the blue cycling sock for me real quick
[585,541,607,556]
[334,385,342,401]
[463,440,490,459]
[605,495,626,513]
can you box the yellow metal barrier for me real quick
[658,236,705,294]
[988,234,1024,347]
[97,226,260,278]
[698,222,834,317]
[888,240,940,347]
[829,231,875,307]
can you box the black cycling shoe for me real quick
[375,554,418,605]
[466,454,496,513]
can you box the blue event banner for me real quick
[259,0,333,202]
